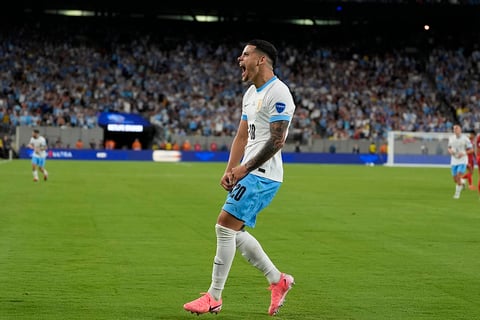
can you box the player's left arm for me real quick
[244,120,289,172]
[231,120,289,182]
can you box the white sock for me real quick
[236,229,281,284]
[43,169,48,177]
[456,184,462,193]
[208,224,237,301]
[33,171,38,180]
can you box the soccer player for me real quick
[28,129,48,182]
[183,39,296,316]
[476,130,480,193]
[448,124,473,199]
[461,130,476,190]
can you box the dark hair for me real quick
[33,129,40,134]
[247,39,277,68]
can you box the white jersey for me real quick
[29,135,48,158]
[241,76,295,182]
[448,133,472,165]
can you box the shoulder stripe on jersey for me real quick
[270,115,291,122]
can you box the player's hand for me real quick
[220,171,234,191]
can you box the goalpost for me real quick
[386,131,452,167]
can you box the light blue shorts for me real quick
[32,156,46,168]
[451,164,466,176]
[222,174,281,228]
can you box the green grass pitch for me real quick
[1,159,479,319]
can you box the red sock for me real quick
[466,172,472,185]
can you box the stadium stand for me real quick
[1,1,480,152]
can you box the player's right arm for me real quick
[447,142,456,158]
[28,138,34,150]
[220,119,248,191]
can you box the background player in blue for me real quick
[448,124,473,199]
[184,39,296,316]
[28,129,49,182]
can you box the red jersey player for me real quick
[462,130,476,190]
[475,130,480,192]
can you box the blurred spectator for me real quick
[132,138,142,150]
[89,138,97,150]
[3,135,17,158]
[210,141,218,152]
[194,141,202,151]
[172,141,180,151]
[295,141,301,153]
[329,144,336,154]
[105,139,116,150]
[0,136,4,158]
[55,139,63,148]
[75,139,84,149]
[182,139,192,151]
[220,142,229,151]
[379,142,388,155]
[369,141,377,154]
[421,144,429,155]
[352,144,360,154]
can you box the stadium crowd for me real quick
[1,20,480,150]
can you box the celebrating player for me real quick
[183,39,296,316]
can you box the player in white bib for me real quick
[448,124,473,199]
[184,39,296,316]
[28,129,49,182]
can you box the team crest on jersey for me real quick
[256,99,263,112]
[275,102,286,113]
